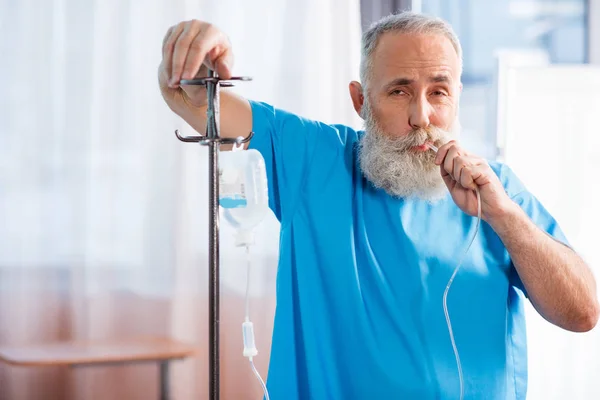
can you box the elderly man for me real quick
[159,11,599,400]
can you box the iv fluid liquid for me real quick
[219,149,269,236]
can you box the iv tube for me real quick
[427,142,481,400]
[242,245,271,400]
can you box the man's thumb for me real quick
[213,52,234,79]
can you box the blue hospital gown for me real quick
[247,100,568,400]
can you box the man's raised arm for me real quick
[158,19,252,150]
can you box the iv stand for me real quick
[174,70,253,400]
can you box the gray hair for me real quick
[360,12,463,90]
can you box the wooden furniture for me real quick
[0,337,198,400]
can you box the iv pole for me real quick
[174,70,253,400]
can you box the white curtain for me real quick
[0,0,361,399]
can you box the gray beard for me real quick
[357,101,457,202]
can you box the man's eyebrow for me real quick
[384,77,414,89]
[383,75,452,90]
[429,74,451,84]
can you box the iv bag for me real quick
[219,149,269,234]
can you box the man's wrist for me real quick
[486,199,526,235]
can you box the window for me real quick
[421,0,588,83]
[419,0,589,158]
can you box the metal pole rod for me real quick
[174,72,253,400]
[159,360,170,400]
[206,70,220,400]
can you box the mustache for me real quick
[384,127,448,152]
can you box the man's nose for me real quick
[408,96,431,129]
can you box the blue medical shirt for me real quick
[247,100,568,400]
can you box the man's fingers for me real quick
[181,30,208,81]
[458,165,477,190]
[211,47,234,79]
[163,24,185,82]
[434,140,456,165]
[162,26,174,56]
[453,156,469,184]
[443,145,460,179]
[170,21,204,86]
[181,27,222,80]
[436,140,486,191]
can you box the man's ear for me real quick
[349,81,365,119]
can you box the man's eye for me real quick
[390,89,405,96]
[432,90,447,96]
